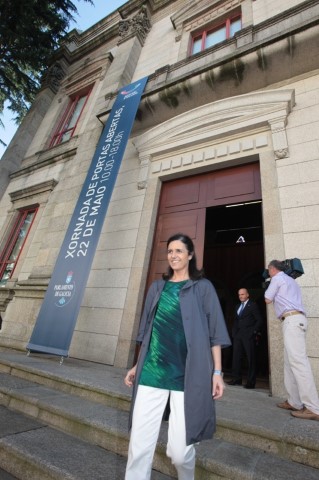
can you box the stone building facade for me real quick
[0,0,319,397]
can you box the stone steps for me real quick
[0,353,131,412]
[0,406,171,480]
[0,351,318,479]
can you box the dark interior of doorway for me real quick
[203,201,269,387]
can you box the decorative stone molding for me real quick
[9,180,58,203]
[268,118,289,159]
[150,134,269,175]
[63,53,113,96]
[10,146,77,179]
[14,276,49,300]
[137,154,152,189]
[171,0,244,41]
[120,0,171,18]
[0,288,15,312]
[118,6,151,46]
[137,180,148,190]
[63,28,82,52]
[42,61,67,93]
[134,89,295,179]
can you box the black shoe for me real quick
[243,383,255,389]
[227,379,242,386]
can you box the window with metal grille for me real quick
[49,90,90,147]
[0,208,38,287]
[190,15,241,55]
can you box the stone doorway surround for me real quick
[117,89,295,398]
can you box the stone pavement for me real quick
[0,347,318,479]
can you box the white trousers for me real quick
[283,315,319,414]
[125,385,196,480]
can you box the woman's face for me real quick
[167,240,192,274]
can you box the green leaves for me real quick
[0,0,92,128]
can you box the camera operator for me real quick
[265,260,319,421]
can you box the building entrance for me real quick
[146,162,269,383]
[204,202,269,382]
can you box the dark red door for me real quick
[147,163,261,285]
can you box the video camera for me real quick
[262,258,304,289]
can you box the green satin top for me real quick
[139,280,188,391]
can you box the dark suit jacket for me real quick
[232,300,263,339]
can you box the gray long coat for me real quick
[128,278,231,445]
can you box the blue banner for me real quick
[27,76,148,357]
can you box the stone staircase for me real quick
[0,349,318,479]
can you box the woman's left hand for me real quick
[212,374,225,399]
[124,365,137,387]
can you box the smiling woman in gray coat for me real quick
[124,233,231,480]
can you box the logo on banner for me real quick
[54,271,76,307]
[120,83,142,100]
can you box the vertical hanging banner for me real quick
[27,76,148,357]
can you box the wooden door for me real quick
[147,163,261,285]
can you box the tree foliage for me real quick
[0,0,92,145]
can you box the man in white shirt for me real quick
[265,260,319,421]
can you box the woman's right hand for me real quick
[124,365,137,387]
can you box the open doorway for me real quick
[203,201,269,386]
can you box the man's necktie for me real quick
[238,302,245,316]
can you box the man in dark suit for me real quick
[227,288,263,389]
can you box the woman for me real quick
[124,233,231,480]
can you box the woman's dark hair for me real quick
[162,233,205,280]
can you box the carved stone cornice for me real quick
[119,0,172,17]
[62,53,113,96]
[58,11,120,60]
[10,146,77,179]
[133,90,295,175]
[118,6,151,46]
[171,0,244,40]
[9,180,58,203]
